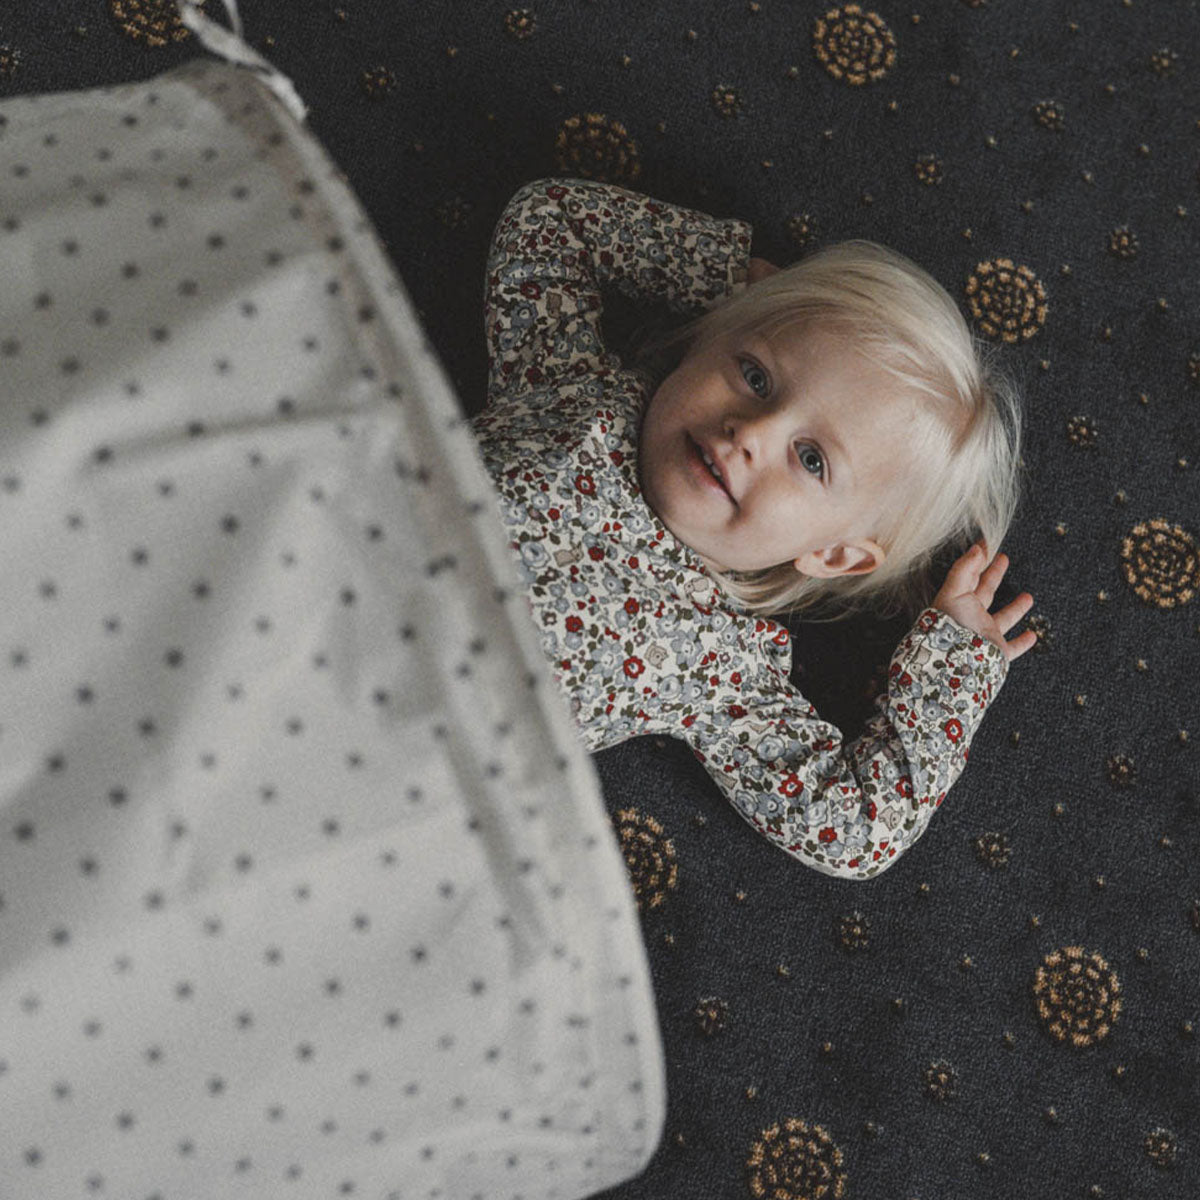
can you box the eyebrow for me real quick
[748,335,854,486]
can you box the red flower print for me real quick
[624,598,639,615]
[588,546,605,561]
[623,656,644,679]
[565,616,583,633]
[548,507,560,520]
[730,671,742,685]
[896,775,913,797]
[609,450,625,466]
[778,773,804,799]
[865,801,877,820]
[944,718,964,743]
[575,474,595,495]
[818,827,837,844]
[948,676,961,689]
[519,281,542,299]
[728,705,747,719]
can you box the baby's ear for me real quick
[794,540,886,578]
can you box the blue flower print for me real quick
[520,540,549,571]
[755,734,786,763]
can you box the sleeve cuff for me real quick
[903,607,1009,688]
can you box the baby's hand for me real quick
[748,257,780,285]
[931,541,1037,662]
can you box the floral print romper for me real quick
[471,178,1008,880]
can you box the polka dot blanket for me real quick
[0,15,663,1200]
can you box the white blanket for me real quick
[0,31,662,1200]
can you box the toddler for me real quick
[471,177,1035,879]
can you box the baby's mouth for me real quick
[688,434,735,504]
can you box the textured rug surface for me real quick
[3,3,1198,1198]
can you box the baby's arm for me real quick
[483,178,751,402]
[687,605,1009,880]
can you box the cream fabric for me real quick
[0,39,662,1200]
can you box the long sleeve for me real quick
[687,608,1009,880]
[483,177,752,402]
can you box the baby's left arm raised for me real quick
[482,177,751,404]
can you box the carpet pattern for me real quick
[2,3,1197,1198]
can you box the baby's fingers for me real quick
[976,550,1011,607]
[1003,628,1039,662]
[993,591,1034,635]
[943,541,988,592]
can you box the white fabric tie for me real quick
[176,0,309,123]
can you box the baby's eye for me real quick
[739,357,770,398]
[796,443,825,478]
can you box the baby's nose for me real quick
[727,412,774,459]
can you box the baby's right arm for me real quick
[482,178,752,404]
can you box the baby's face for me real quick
[639,322,920,577]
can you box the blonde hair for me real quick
[630,240,1025,623]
